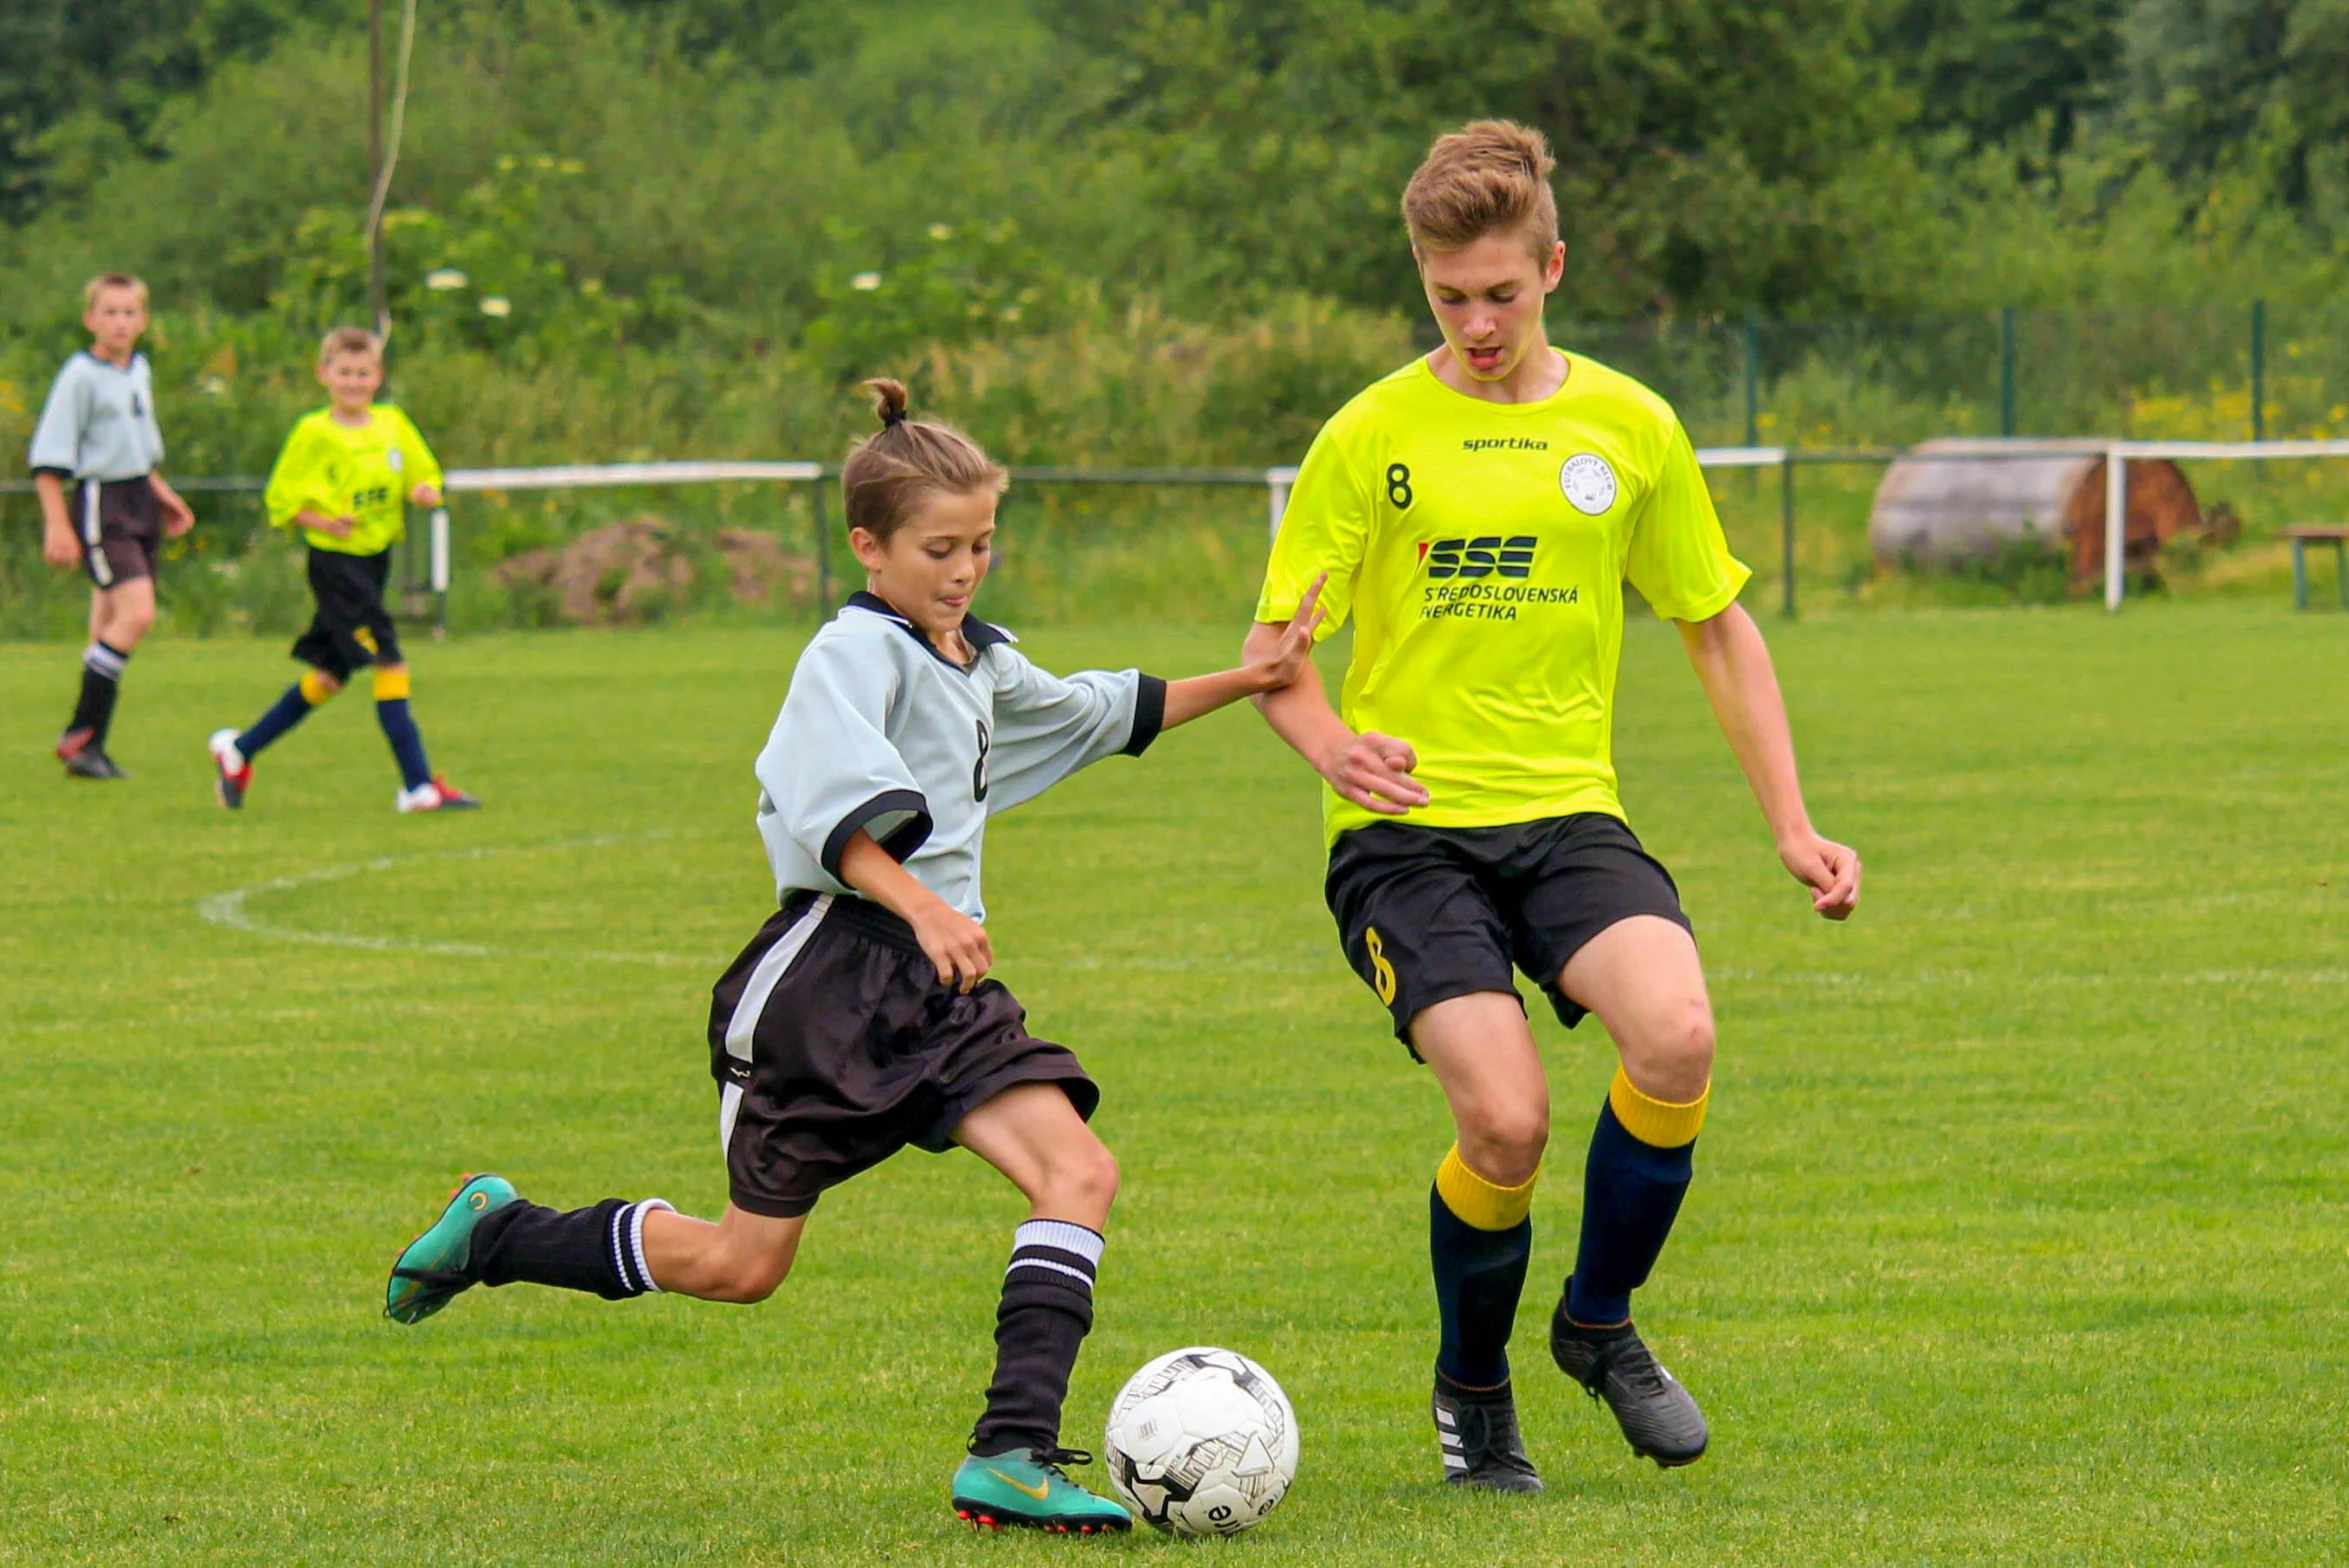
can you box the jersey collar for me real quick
[843,590,1013,667]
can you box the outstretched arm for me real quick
[1676,602,1860,919]
[1160,576,1327,729]
[1242,616,1429,817]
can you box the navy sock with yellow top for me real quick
[1564,1068,1708,1328]
[372,667,433,790]
[237,668,338,759]
[1430,1145,1537,1389]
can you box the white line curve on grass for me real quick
[195,831,719,967]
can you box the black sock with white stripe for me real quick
[969,1219,1103,1458]
[464,1197,673,1299]
[68,641,129,744]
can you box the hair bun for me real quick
[865,376,911,429]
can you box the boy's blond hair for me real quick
[83,272,149,310]
[319,326,384,366]
[1401,120,1559,258]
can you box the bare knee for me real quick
[1036,1139,1120,1224]
[1625,1002,1715,1103]
[708,1250,792,1304]
[106,602,155,645]
[1458,1100,1549,1188]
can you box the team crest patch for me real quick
[1560,453,1617,515]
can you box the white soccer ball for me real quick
[1103,1346,1299,1537]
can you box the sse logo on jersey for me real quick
[1420,536,1537,580]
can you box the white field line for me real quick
[1706,966,2349,988]
[196,842,2349,991]
[195,832,718,968]
[1036,954,2349,986]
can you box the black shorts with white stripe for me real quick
[75,478,162,590]
[707,890,1099,1219]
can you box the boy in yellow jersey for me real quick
[1245,122,1861,1490]
[208,328,479,812]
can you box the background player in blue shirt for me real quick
[28,273,195,779]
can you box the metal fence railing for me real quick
[12,437,2349,630]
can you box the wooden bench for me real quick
[2281,526,2349,610]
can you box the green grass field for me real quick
[4,605,2346,1565]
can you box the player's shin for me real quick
[372,667,433,790]
[1563,1069,1706,1326]
[238,670,337,758]
[1430,1144,1536,1388]
[68,640,130,745]
[466,1197,676,1299]
[968,1219,1102,1457]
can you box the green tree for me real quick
[1038,0,1924,318]
[0,0,336,225]
[2116,0,2349,218]
[1877,0,2128,165]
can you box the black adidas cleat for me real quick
[1432,1369,1544,1493]
[1550,1309,1709,1467]
[59,729,126,779]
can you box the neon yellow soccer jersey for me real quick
[263,405,443,557]
[1255,349,1750,844]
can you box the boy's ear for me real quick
[846,526,888,572]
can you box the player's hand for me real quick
[1781,831,1861,920]
[1248,575,1327,693]
[410,483,441,507]
[1317,730,1429,816]
[159,490,195,538]
[314,514,355,539]
[912,905,995,993]
[42,521,80,570]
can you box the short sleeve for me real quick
[1624,418,1751,622]
[27,364,87,476]
[755,635,932,878]
[136,363,164,465]
[1254,414,1370,640]
[983,650,1161,813]
[392,408,443,493]
[263,420,334,531]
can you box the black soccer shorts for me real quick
[706,890,1100,1219]
[291,547,403,680]
[76,478,162,590]
[1322,812,1693,1056]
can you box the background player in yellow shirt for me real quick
[208,328,479,812]
[1246,122,1861,1490]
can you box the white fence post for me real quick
[1265,467,1297,540]
[2104,444,2128,611]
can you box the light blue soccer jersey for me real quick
[28,352,164,481]
[754,593,1166,921]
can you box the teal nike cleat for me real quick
[385,1174,518,1324]
[951,1449,1132,1534]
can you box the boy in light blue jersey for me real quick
[29,273,195,779]
[382,379,1326,1535]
